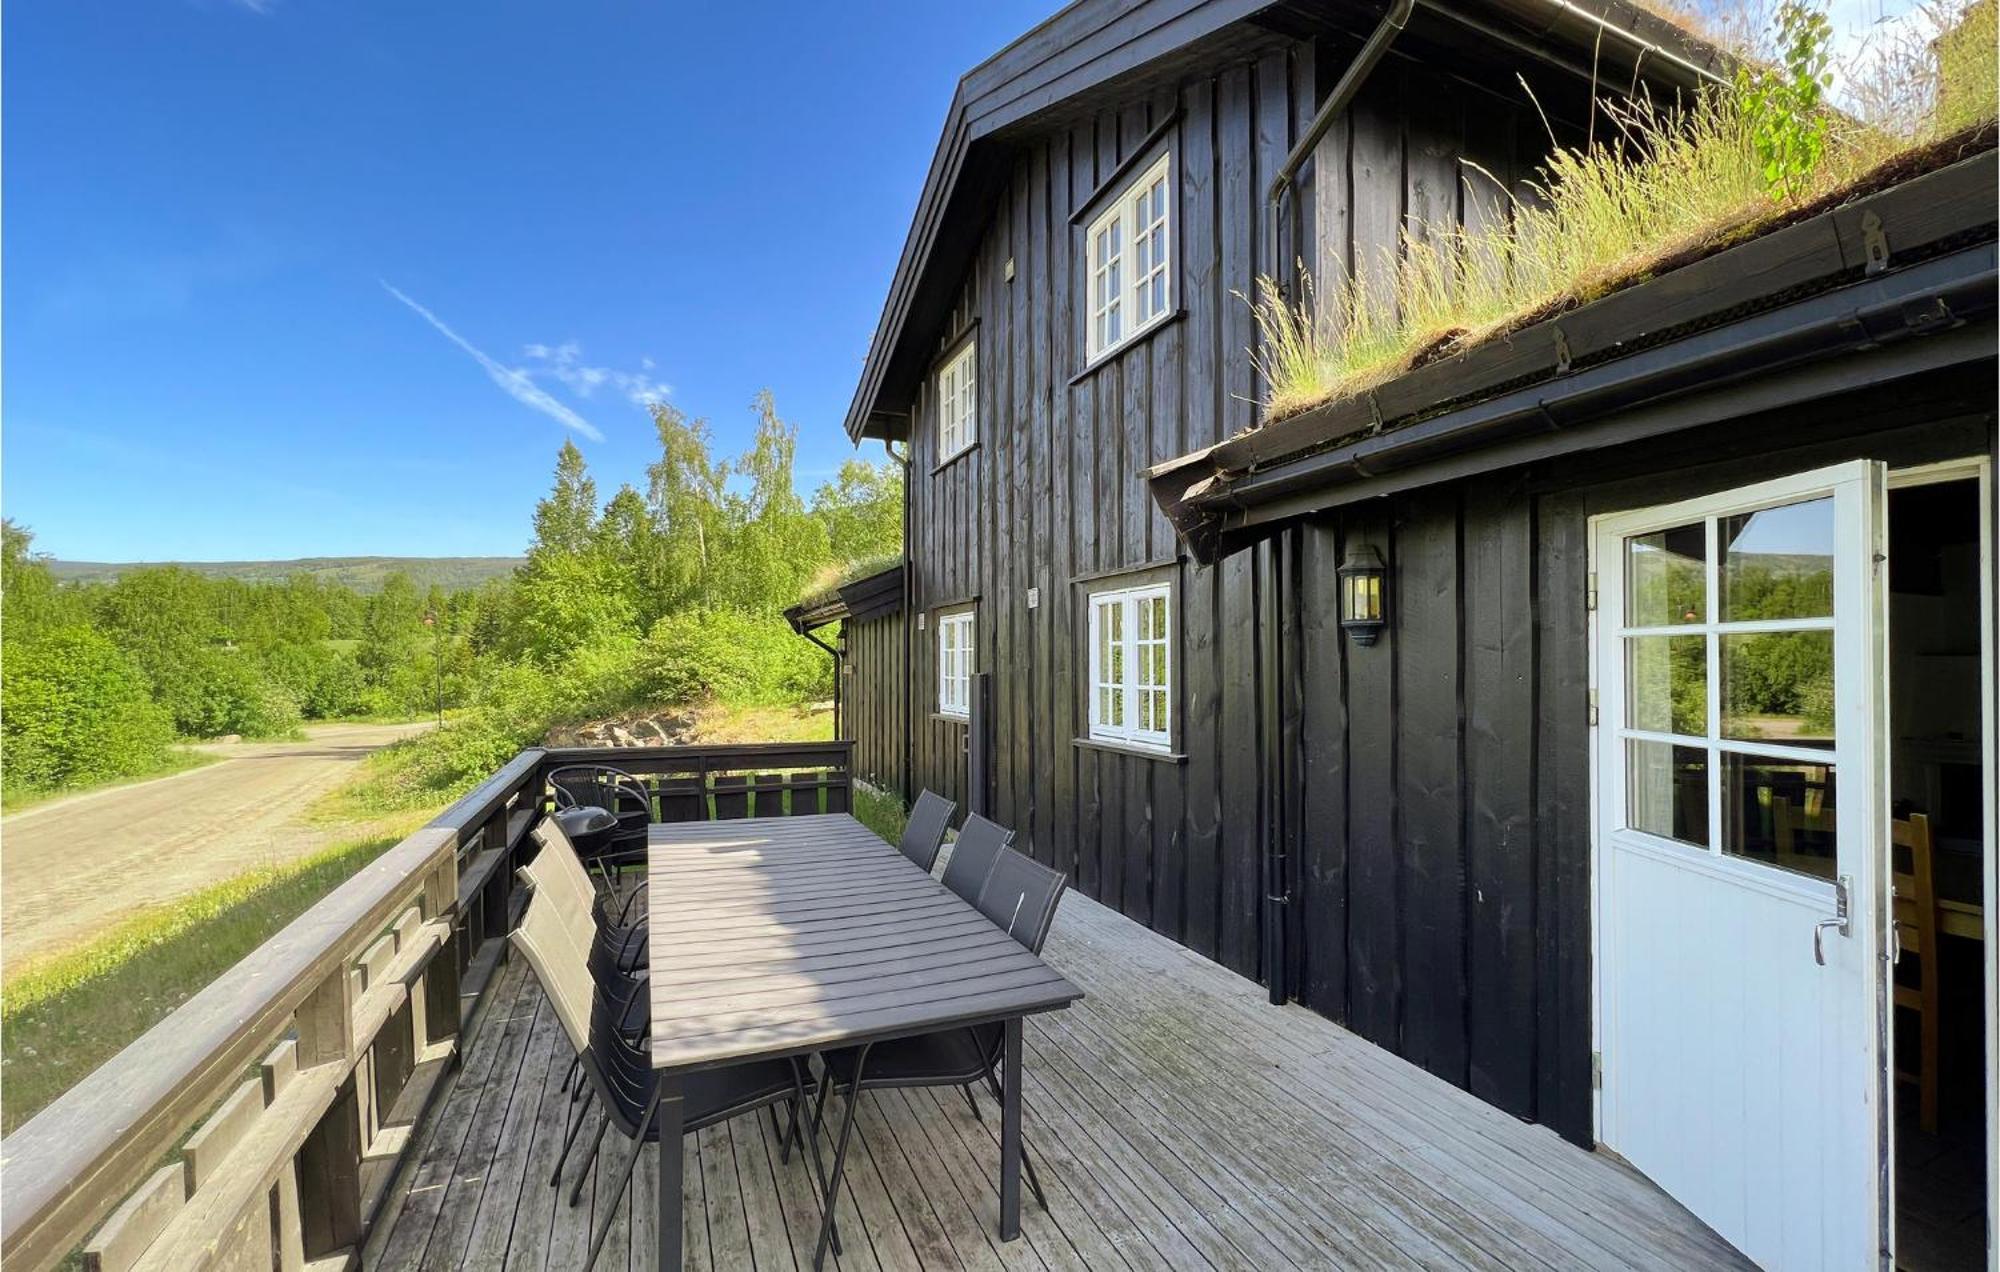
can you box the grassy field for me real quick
[1,818,420,1132]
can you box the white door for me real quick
[1593,461,1889,1271]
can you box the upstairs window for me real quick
[937,608,975,719]
[1088,583,1172,750]
[1085,153,1173,363]
[937,338,977,462]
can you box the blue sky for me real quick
[3,0,1922,563]
[3,0,1049,561]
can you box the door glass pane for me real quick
[1626,523,1705,627]
[1721,496,1834,621]
[1626,634,1707,736]
[1626,740,1709,846]
[1723,754,1837,880]
[1721,630,1835,748]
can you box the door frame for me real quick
[1882,455,1997,1271]
[1586,453,1997,1269]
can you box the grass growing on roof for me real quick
[1,821,420,1132]
[1251,0,1998,423]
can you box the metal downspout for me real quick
[1255,0,1413,1009]
[887,436,914,803]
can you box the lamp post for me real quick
[421,609,442,726]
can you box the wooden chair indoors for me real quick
[1891,812,1941,1134]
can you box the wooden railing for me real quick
[0,739,854,1272]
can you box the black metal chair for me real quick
[548,764,655,861]
[939,812,1010,904]
[508,890,842,1271]
[809,844,1069,1249]
[899,790,956,873]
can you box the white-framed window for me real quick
[937,609,974,719]
[937,338,977,461]
[1088,583,1171,750]
[1085,152,1173,363]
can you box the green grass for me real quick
[1,823,419,1133]
[1251,13,1997,422]
[852,782,908,848]
[0,746,220,816]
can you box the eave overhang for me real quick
[1147,145,1999,563]
[784,562,907,635]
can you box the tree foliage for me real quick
[0,389,899,802]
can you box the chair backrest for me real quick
[941,813,1010,903]
[508,887,595,1053]
[549,764,651,817]
[899,790,956,873]
[528,819,601,940]
[974,847,1067,954]
[1891,812,1937,954]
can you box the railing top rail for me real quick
[540,739,855,766]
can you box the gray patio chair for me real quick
[809,844,1068,1241]
[899,790,956,873]
[939,812,1010,903]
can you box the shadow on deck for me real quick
[369,891,1749,1270]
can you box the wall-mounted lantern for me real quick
[1338,543,1386,646]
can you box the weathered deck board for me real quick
[372,891,1751,1270]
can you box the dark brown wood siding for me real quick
[847,27,1889,1149]
[894,47,1552,973]
[841,613,904,794]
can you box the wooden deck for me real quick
[370,890,1750,1270]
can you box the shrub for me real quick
[154,646,302,740]
[2,627,177,793]
[637,610,831,707]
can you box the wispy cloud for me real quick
[381,283,604,442]
[522,341,672,407]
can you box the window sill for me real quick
[932,712,970,726]
[1070,309,1185,386]
[931,441,980,475]
[1073,736,1185,764]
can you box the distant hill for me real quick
[48,556,524,593]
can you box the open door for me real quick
[1593,460,1890,1270]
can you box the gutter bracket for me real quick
[1862,211,1890,275]
[1366,392,1385,433]
[1553,325,1574,374]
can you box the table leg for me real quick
[1001,1017,1022,1241]
[658,1074,684,1272]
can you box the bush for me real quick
[154,646,302,740]
[2,627,177,794]
[637,609,831,706]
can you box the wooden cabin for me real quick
[830,0,1998,1267]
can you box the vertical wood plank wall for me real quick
[871,42,1601,1142]
[843,613,905,792]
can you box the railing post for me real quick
[295,967,353,1070]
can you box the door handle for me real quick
[1813,874,1853,967]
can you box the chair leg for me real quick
[584,1090,658,1272]
[983,1070,1048,1211]
[788,1062,840,1256]
[570,1108,613,1208]
[813,1046,870,1272]
[552,1084,594,1186]
[961,1083,984,1122]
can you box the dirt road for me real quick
[1,721,432,969]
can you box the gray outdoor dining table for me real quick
[646,812,1083,1270]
